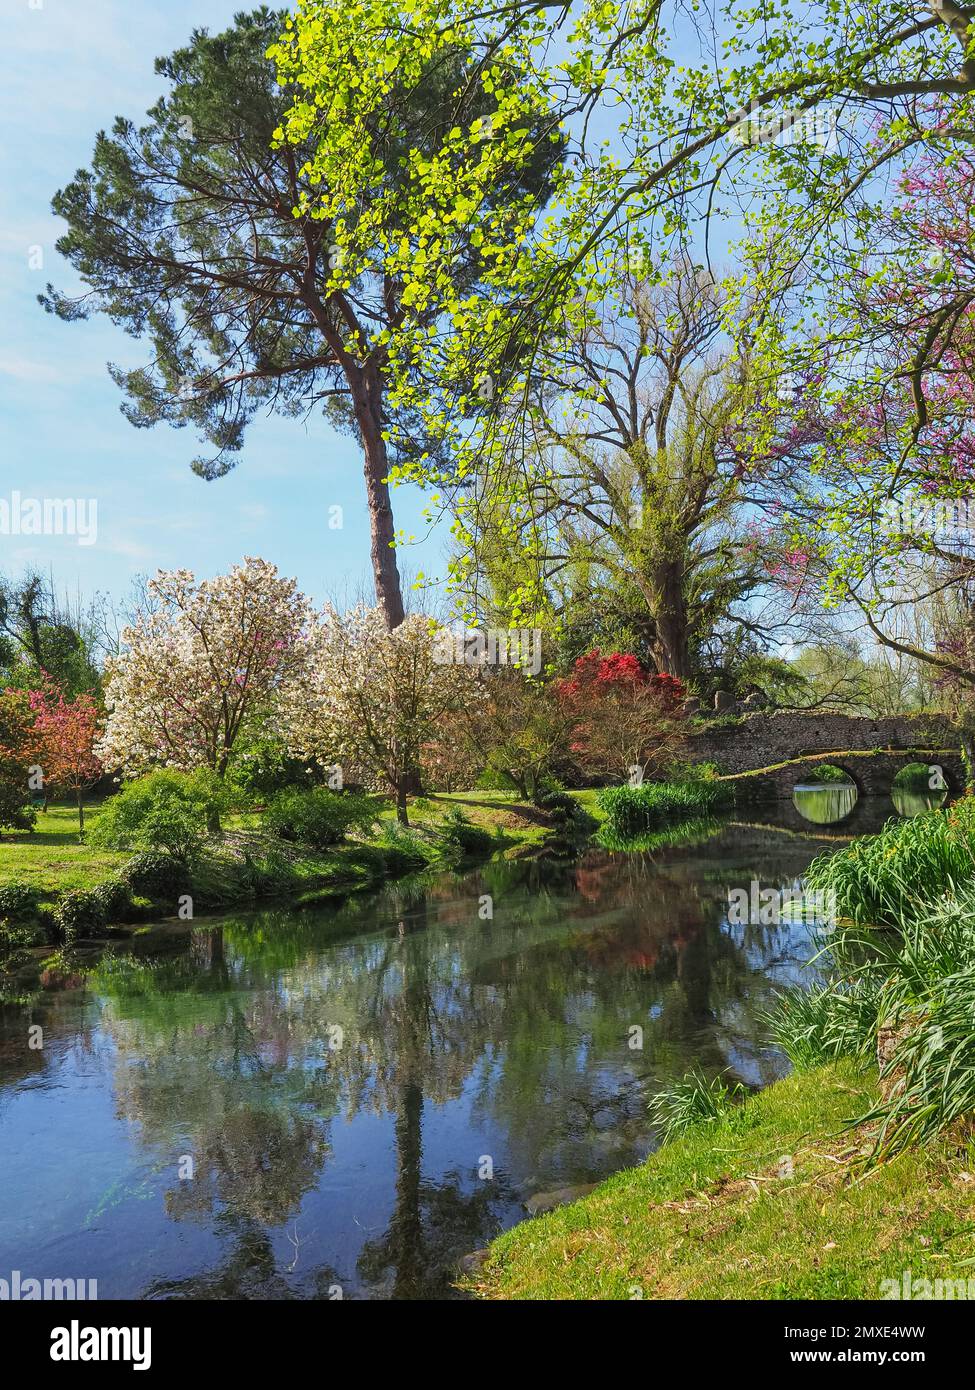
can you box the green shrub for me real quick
[93,769,230,862]
[434,809,496,860]
[91,878,133,923]
[54,889,107,942]
[648,1069,745,1144]
[0,881,40,922]
[227,734,322,801]
[598,779,734,835]
[54,879,132,942]
[375,825,434,875]
[118,851,188,899]
[665,760,722,782]
[262,787,379,850]
[536,788,578,819]
[0,919,48,950]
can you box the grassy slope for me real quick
[0,790,567,903]
[472,1061,975,1300]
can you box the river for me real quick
[0,809,880,1299]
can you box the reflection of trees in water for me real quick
[144,1214,343,1300]
[94,942,339,1234]
[79,826,826,1296]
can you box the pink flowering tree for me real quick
[753,149,975,773]
[29,679,102,839]
[98,559,313,780]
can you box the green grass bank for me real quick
[470,1060,975,1300]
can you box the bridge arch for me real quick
[790,762,860,826]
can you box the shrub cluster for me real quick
[54,879,132,943]
[0,881,40,922]
[262,787,378,850]
[118,851,189,898]
[92,769,230,862]
[0,882,52,950]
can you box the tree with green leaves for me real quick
[0,570,100,697]
[44,6,559,628]
[451,270,801,679]
[271,0,975,478]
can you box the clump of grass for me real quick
[805,799,975,927]
[598,780,733,835]
[853,891,975,1156]
[765,977,879,1072]
[648,1068,745,1143]
[768,885,975,1158]
[373,823,435,875]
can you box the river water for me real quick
[0,811,873,1299]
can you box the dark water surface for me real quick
[0,814,848,1300]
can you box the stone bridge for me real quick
[685,711,965,804]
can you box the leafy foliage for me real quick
[92,769,230,862]
[261,787,379,850]
[598,779,733,836]
[805,801,975,928]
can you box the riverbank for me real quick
[469,1060,975,1299]
[0,790,571,899]
[0,790,591,1000]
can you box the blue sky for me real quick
[0,0,445,610]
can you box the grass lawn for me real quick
[470,1060,975,1300]
[0,800,125,901]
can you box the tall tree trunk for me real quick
[652,564,691,679]
[352,365,405,631]
[77,788,84,841]
[396,781,409,825]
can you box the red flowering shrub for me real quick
[557,650,686,783]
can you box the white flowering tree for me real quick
[281,605,479,823]
[98,558,313,777]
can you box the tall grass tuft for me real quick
[765,978,879,1072]
[769,883,975,1158]
[648,1068,745,1143]
[598,779,734,836]
[805,800,975,927]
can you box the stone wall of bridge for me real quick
[686,711,956,777]
[726,748,966,803]
[679,711,964,803]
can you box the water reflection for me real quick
[891,787,948,817]
[792,781,858,825]
[0,819,836,1300]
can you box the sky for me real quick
[0,0,446,611]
